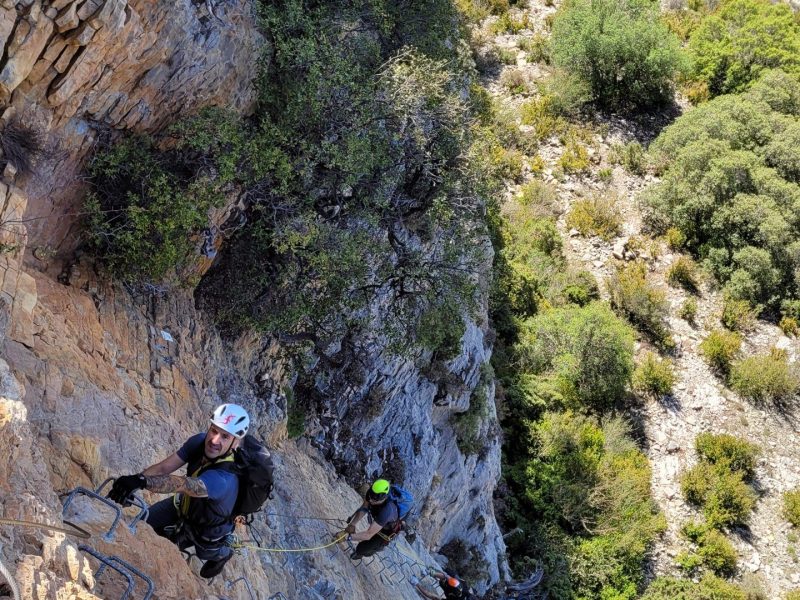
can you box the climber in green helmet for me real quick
[342,478,406,560]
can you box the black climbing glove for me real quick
[108,474,147,506]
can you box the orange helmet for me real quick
[446,577,461,588]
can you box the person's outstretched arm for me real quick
[350,520,382,542]
[346,501,369,532]
[110,453,209,503]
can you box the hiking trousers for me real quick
[146,497,233,562]
[355,533,391,557]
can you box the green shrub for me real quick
[284,386,306,438]
[680,523,738,576]
[730,350,800,403]
[453,383,490,455]
[688,0,800,96]
[418,302,467,360]
[566,193,621,240]
[695,432,759,479]
[85,135,225,284]
[662,9,704,43]
[665,226,686,250]
[784,489,800,527]
[519,33,551,64]
[699,329,741,374]
[525,413,665,598]
[598,167,613,182]
[558,136,590,174]
[703,467,758,528]
[550,0,686,109]
[681,463,757,528]
[541,70,594,116]
[491,11,531,34]
[518,180,559,216]
[680,297,698,323]
[676,550,704,572]
[501,67,530,94]
[781,300,800,336]
[489,143,525,181]
[514,303,635,411]
[519,96,566,140]
[681,433,759,528]
[607,262,673,346]
[721,296,760,332]
[781,317,799,336]
[610,141,646,175]
[497,48,519,65]
[195,1,484,351]
[784,300,800,320]
[666,256,699,291]
[455,0,510,21]
[787,591,800,600]
[643,70,800,310]
[633,351,676,397]
[642,574,747,600]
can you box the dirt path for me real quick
[475,1,800,595]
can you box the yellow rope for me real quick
[233,533,347,553]
[0,517,91,539]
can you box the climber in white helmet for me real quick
[108,403,250,579]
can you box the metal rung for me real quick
[79,545,135,600]
[94,479,150,533]
[63,489,123,542]
[96,554,154,600]
[227,577,256,600]
[61,480,148,542]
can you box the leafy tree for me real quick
[514,303,635,412]
[519,413,664,599]
[688,0,800,96]
[644,69,800,310]
[550,0,686,109]
[191,1,489,357]
[84,135,228,283]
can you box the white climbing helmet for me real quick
[210,403,250,439]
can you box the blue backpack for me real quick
[389,485,414,522]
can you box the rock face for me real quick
[0,2,507,598]
[0,0,262,262]
[0,252,464,599]
[309,316,507,590]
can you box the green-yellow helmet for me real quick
[371,479,390,496]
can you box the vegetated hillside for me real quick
[458,0,800,597]
[0,1,511,599]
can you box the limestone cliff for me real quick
[0,1,506,599]
[2,0,261,261]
